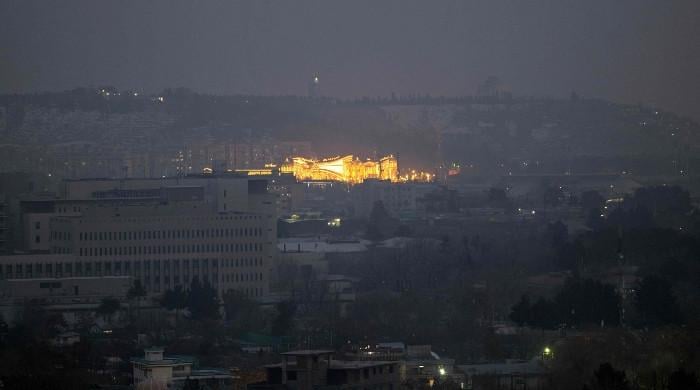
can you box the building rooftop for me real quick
[329,360,396,370]
[280,350,335,356]
[264,359,396,370]
[317,274,360,283]
[278,238,369,253]
[181,368,231,379]
[376,342,405,351]
[131,353,196,367]
[458,360,545,376]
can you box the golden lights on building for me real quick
[281,155,399,184]
[398,169,434,183]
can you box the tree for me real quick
[187,278,219,320]
[460,235,473,270]
[97,297,121,323]
[635,276,683,327]
[370,200,390,224]
[0,313,7,338]
[606,206,655,230]
[629,185,691,218]
[554,278,619,327]
[271,301,297,336]
[127,280,147,320]
[530,297,558,330]
[581,190,605,211]
[586,208,606,230]
[395,224,413,237]
[544,186,565,207]
[510,294,531,326]
[509,278,620,330]
[554,239,585,271]
[18,303,66,340]
[223,289,265,335]
[585,363,630,390]
[366,200,392,241]
[487,187,508,204]
[668,368,700,390]
[439,234,452,254]
[365,224,383,242]
[128,279,147,300]
[546,220,568,249]
[161,285,188,326]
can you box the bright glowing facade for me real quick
[281,155,398,184]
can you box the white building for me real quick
[132,347,232,390]
[351,180,437,219]
[7,174,277,299]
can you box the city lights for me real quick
[281,155,398,184]
[398,169,434,183]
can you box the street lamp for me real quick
[542,346,553,360]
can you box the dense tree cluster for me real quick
[160,277,219,320]
[510,278,620,329]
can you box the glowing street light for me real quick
[542,346,553,360]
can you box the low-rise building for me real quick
[403,345,465,389]
[249,350,400,390]
[343,344,465,389]
[458,359,548,390]
[351,180,437,219]
[131,347,233,390]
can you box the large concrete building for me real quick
[4,174,277,299]
[351,180,437,219]
[0,253,134,324]
[0,198,7,254]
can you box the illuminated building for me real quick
[398,169,434,183]
[281,155,398,184]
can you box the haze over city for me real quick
[2,1,700,119]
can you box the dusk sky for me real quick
[1,0,699,119]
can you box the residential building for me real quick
[458,360,548,390]
[348,344,465,389]
[404,354,464,389]
[250,350,400,390]
[132,347,233,390]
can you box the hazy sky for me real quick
[1,0,699,119]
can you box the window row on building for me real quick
[0,256,269,298]
[75,226,264,242]
[1,257,264,280]
[72,242,265,257]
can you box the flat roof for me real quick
[458,360,545,375]
[329,360,396,370]
[280,350,334,356]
